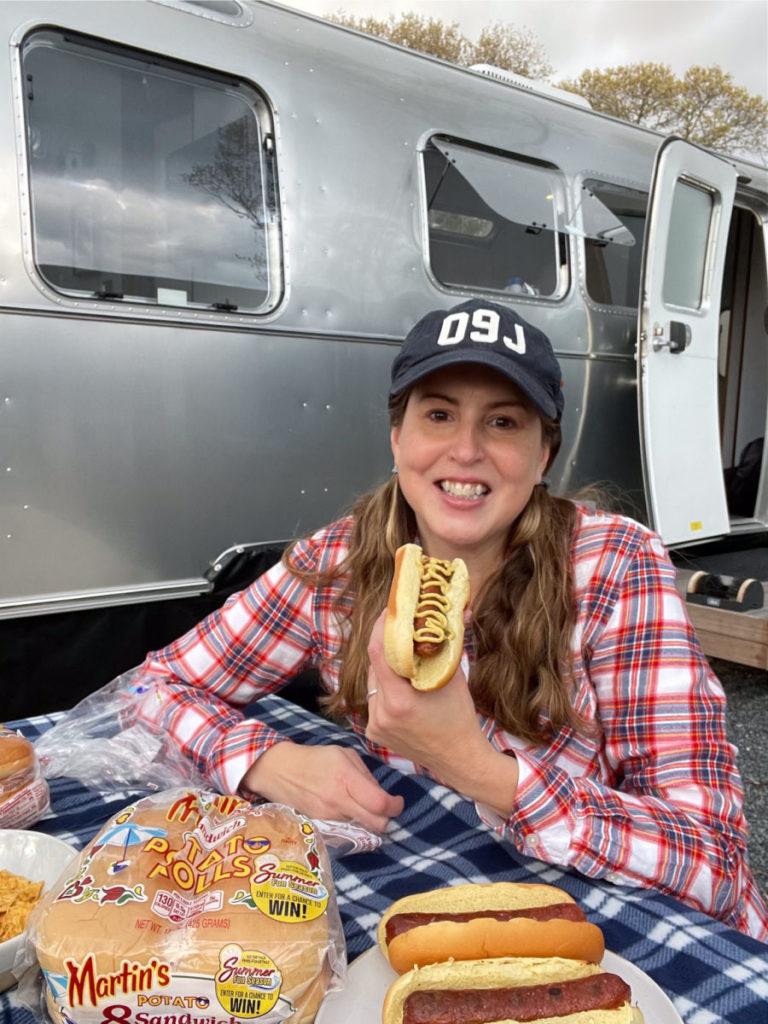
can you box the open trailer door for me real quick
[638,137,737,545]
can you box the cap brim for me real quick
[389,349,559,420]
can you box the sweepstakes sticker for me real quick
[215,944,282,1018]
[250,857,329,923]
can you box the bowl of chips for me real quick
[0,829,77,992]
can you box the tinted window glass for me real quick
[584,181,647,308]
[662,179,713,309]
[424,138,567,299]
[22,30,280,313]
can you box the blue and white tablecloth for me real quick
[2,695,767,1023]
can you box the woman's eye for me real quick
[427,409,450,422]
[489,415,517,430]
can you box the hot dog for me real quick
[383,543,470,691]
[377,882,605,974]
[382,956,644,1024]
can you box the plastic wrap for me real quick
[0,726,50,829]
[22,789,346,1023]
[33,668,381,857]
[34,668,208,793]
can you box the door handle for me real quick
[652,321,690,353]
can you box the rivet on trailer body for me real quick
[325,404,331,410]
[302,402,308,408]
[300,489,306,495]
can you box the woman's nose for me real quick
[450,421,483,463]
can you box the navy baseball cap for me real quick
[390,298,564,421]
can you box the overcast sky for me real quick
[282,0,768,99]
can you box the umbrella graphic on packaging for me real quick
[96,822,167,874]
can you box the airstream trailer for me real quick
[1,0,766,712]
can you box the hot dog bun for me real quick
[382,956,644,1023]
[383,543,470,691]
[378,881,605,973]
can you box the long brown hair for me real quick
[284,393,580,743]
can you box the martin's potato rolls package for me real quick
[27,789,345,1024]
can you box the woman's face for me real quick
[390,364,551,565]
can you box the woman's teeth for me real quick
[440,481,489,500]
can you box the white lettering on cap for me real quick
[437,308,526,354]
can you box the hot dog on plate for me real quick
[383,543,470,691]
[378,882,605,974]
[382,956,644,1024]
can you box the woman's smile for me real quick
[437,479,490,501]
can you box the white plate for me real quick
[317,945,682,1023]
[0,830,78,992]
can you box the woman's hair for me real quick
[284,390,580,743]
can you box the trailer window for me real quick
[21,30,281,314]
[423,138,567,298]
[662,180,714,309]
[583,181,647,308]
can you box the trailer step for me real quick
[677,569,768,670]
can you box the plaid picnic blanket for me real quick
[3,695,767,1024]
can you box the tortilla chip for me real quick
[0,868,44,941]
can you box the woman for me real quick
[136,298,768,940]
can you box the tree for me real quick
[559,63,768,158]
[328,10,469,65]
[469,22,553,80]
[327,10,551,78]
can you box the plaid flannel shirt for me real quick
[135,506,768,940]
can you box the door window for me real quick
[21,29,281,313]
[661,180,714,309]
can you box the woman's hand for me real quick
[366,611,519,815]
[241,740,404,833]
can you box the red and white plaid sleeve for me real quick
[134,532,328,797]
[491,517,768,940]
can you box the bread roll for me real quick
[0,725,49,829]
[30,789,344,1023]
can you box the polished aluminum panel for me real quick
[0,0,764,616]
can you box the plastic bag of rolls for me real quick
[0,726,50,829]
[23,789,345,1023]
